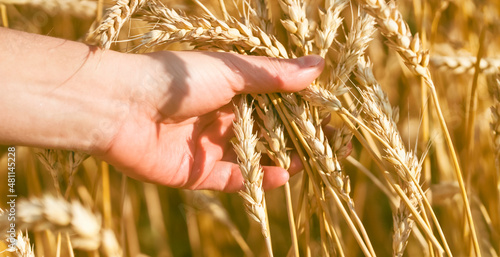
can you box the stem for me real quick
[262,198,274,257]
[464,27,487,175]
[428,84,480,256]
[102,161,112,229]
[0,4,7,28]
[284,182,300,257]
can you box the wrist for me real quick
[0,28,143,155]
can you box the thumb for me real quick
[217,53,325,94]
[145,51,324,121]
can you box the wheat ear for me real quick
[0,196,98,251]
[313,0,348,56]
[354,58,454,256]
[357,0,480,253]
[232,95,273,257]
[248,0,274,34]
[1,195,119,255]
[430,55,500,75]
[0,0,97,18]
[91,0,146,49]
[36,149,62,196]
[253,94,299,257]
[65,151,89,198]
[281,93,375,256]
[278,0,309,54]
[3,230,35,257]
[140,3,289,58]
[301,10,373,113]
[356,59,421,256]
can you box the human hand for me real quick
[99,51,324,192]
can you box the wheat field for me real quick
[1,0,500,256]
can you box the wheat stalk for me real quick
[232,95,273,257]
[487,72,500,240]
[488,73,500,168]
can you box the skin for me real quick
[0,27,324,192]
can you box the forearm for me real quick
[0,28,139,154]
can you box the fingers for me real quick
[191,161,290,193]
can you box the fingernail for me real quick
[297,55,324,68]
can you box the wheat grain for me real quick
[141,4,258,51]
[36,150,88,198]
[282,94,352,206]
[330,125,353,159]
[253,94,301,257]
[65,151,89,198]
